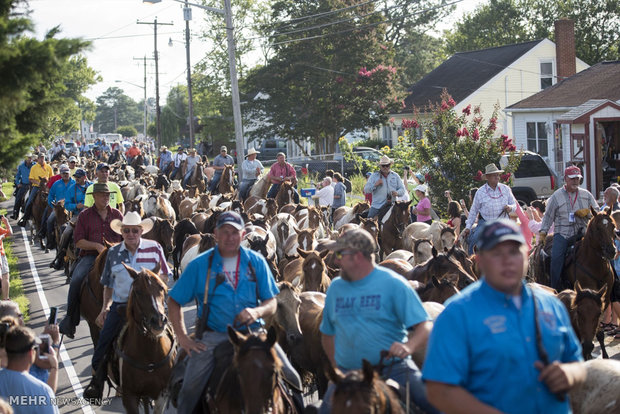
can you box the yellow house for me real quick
[381,20,588,152]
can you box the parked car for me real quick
[255,138,288,162]
[500,151,558,205]
[291,147,382,178]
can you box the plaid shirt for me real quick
[465,183,517,229]
[74,205,123,256]
[540,187,598,238]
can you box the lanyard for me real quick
[223,254,242,289]
[566,187,578,210]
[485,184,503,199]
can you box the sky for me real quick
[27,0,484,104]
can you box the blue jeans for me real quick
[467,218,485,255]
[550,233,569,291]
[64,255,97,328]
[367,206,381,218]
[238,179,256,201]
[319,359,438,414]
[13,184,30,216]
[266,183,300,203]
[208,171,222,193]
[91,302,126,371]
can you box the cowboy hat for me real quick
[245,148,260,157]
[378,155,393,166]
[482,163,504,177]
[160,146,168,151]
[110,211,154,235]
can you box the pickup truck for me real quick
[290,146,382,178]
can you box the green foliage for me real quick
[94,87,142,134]
[409,92,522,215]
[353,138,384,149]
[116,125,138,138]
[0,0,93,169]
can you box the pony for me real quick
[217,164,235,195]
[248,174,271,199]
[187,161,206,193]
[570,359,620,414]
[171,219,200,280]
[328,359,404,414]
[332,202,370,230]
[417,274,460,304]
[142,217,174,260]
[557,282,607,360]
[275,181,296,210]
[80,243,113,346]
[265,281,304,354]
[379,201,412,257]
[407,247,476,290]
[297,248,331,293]
[113,265,176,414]
[30,178,49,248]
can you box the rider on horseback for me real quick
[82,212,170,400]
[12,153,34,220]
[158,146,173,174]
[238,148,263,201]
[168,211,303,413]
[208,146,235,193]
[18,153,53,227]
[363,155,406,219]
[266,152,300,203]
[171,147,187,181]
[539,166,598,291]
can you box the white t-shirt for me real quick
[316,185,334,207]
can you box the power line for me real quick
[275,0,380,28]
[85,30,183,41]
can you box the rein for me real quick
[115,324,176,373]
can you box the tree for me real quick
[159,85,190,146]
[116,125,138,138]
[0,0,92,167]
[94,87,142,134]
[245,0,403,154]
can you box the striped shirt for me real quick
[100,239,171,303]
[465,183,517,229]
[540,187,598,238]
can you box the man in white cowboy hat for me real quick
[238,147,264,201]
[171,146,187,180]
[182,147,204,189]
[158,145,173,173]
[363,155,406,218]
[208,145,235,193]
[539,165,598,291]
[461,163,517,254]
[82,211,170,400]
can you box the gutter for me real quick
[504,106,575,114]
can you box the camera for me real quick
[38,334,51,359]
[48,307,58,325]
[404,166,410,171]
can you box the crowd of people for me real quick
[0,141,618,414]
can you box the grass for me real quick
[0,182,13,203]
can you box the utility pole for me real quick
[137,17,173,151]
[133,56,155,140]
[183,2,195,148]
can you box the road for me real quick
[3,197,620,413]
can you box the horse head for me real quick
[413,238,433,264]
[440,227,456,251]
[393,200,412,234]
[273,281,303,348]
[587,207,616,260]
[124,264,168,338]
[572,281,606,360]
[297,248,330,292]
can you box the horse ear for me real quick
[596,284,607,300]
[122,263,139,280]
[266,326,277,347]
[431,276,441,288]
[432,246,438,258]
[319,249,329,259]
[297,248,309,258]
[326,362,345,385]
[590,206,597,216]
[227,325,244,347]
[362,359,375,385]
[574,280,583,293]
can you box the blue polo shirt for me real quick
[422,279,582,414]
[15,161,32,186]
[320,266,429,370]
[47,178,75,208]
[65,181,90,214]
[170,245,279,333]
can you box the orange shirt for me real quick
[126,146,141,157]
[0,226,10,256]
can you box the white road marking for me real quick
[19,228,94,414]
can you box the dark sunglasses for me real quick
[335,250,356,259]
[122,228,141,234]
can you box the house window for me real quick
[526,122,548,156]
[540,61,553,89]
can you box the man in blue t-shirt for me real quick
[423,219,585,414]
[319,228,438,414]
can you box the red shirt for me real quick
[268,162,296,185]
[47,175,62,189]
[74,205,123,256]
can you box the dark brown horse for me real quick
[407,247,476,290]
[80,244,112,346]
[379,201,412,258]
[31,178,49,247]
[52,200,69,253]
[214,326,297,414]
[217,164,235,195]
[557,282,607,360]
[265,282,304,353]
[328,359,404,414]
[143,217,174,260]
[188,161,206,193]
[275,181,296,210]
[297,248,330,293]
[417,274,461,304]
[113,265,176,414]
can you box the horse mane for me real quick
[413,238,432,250]
[277,280,300,295]
[440,226,455,236]
[572,288,603,312]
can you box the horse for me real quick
[378,259,413,277]
[246,198,279,222]
[265,282,304,354]
[275,181,295,210]
[130,153,145,170]
[333,202,370,230]
[379,200,412,257]
[142,217,174,260]
[124,198,145,218]
[440,227,456,251]
[113,265,176,414]
[570,359,620,414]
[79,244,112,346]
[297,248,330,293]
[52,200,69,254]
[417,274,460,304]
[327,359,404,414]
[296,206,327,239]
[407,247,476,290]
[187,161,206,193]
[242,226,279,279]
[213,326,298,414]
[402,221,448,252]
[557,282,607,360]
[30,178,49,247]
[217,164,235,196]
[171,219,200,279]
[248,174,271,199]
[413,238,433,265]
[179,233,217,275]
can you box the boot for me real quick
[82,375,104,401]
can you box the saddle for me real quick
[538,232,583,290]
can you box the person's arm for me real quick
[388,320,432,359]
[464,189,482,230]
[321,333,337,368]
[534,360,586,395]
[1,217,12,237]
[363,174,377,194]
[504,185,517,213]
[540,194,557,234]
[96,286,114,328]
[45,350,59,393]
[453,217,461,237]
[235,297,277,326]
[426,381,503,414]
[167,297,207,355]
[76,238,105,254]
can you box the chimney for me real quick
[555,19,576,81]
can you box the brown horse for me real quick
[80,244,112,346]
[31,178,49,247]
[142,217,174,260]
[275,181,295,210]
[113,265,175,414]
[52,200,69,253]
[407,247,476,290]
[248,174,271,199]
[417,274,460,304]
[328,359,404,414]
[557,282,607,360]
[297,248,331,293]
[265,282,304,355]
[217,164,235,195]
[214,326,297,414]
[379,201,412,257]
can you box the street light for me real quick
[115,78,148,140]
[143,0,245,176]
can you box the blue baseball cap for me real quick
[96,163,110,171]
[73,168,87,178]
[216,211,244,230]
[366,172,372,178]
[476,219,525,252]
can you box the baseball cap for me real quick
[96,163,110,171]
[59,164,70,173]
[73,168,87,178]
[324,228,377,255]
[476,219,525,252]
[216,211,244,230]
[68,156,77,162]
[366,172,372,178]
[564,165,582,179]
[220,145,228,152]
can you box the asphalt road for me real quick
[2,198,195,413]
[3,196,619,413]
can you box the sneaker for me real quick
[83,377,104,400]
[58,318,75,339]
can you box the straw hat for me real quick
[483,163,504,177]
[110,211,154,235]
[378,155,393,166]
[245,148,260,157]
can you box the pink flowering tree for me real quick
[407,92,521,214]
